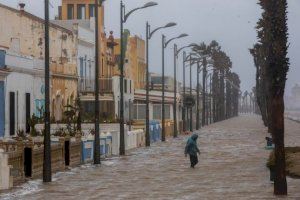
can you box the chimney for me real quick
[19,2,25,12]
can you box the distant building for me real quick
[0,3,77,137]
[286,84,300,110]
[113,31,146,121]
[291,84,300,100]
[57,1,119,122]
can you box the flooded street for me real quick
[1,115,300,200]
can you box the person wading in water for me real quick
[185,133,200,168]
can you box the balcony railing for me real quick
[79,78,113,94]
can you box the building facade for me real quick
[58,1,120,122]
[0,3,77,137]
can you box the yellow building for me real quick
[59,0,111,78]
[114,31,146,91]
[59,1,118,121]
[0,3,78,122]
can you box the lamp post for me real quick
[93,0,106,165]
[173,44,195,136]
[182,52,186,132]
[161,33,188,141]
[120,1,157,155]
[205,72,212,125]
[210,73,213,123]
[182,53,201,132]
[188,57,192,131]
[43,0,51,183]
[202,57,207,127]
[196,62,200,130]
[145,22,176,146]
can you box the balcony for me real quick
[79,78,113,94]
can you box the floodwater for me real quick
[1,115,300,200]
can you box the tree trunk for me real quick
[271,95,287,195]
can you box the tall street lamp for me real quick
[94,0,106,165]
[120,1,157,155]
[161,33,188,141]
[173,44,195,136]
[182,53,200,132]
[202,57,207,127]
[145,22,176,147]
[43,0,51,183]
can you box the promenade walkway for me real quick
[1,115,300,200]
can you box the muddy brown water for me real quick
[1,115,300,200]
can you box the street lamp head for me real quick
[178,33,188,38]
[164,22,177,28]
[189,43,199,47]
[142,2,158,8]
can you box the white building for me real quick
[0,50,44,138]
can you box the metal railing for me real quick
[79,78,113,93]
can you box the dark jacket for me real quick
[185,134,200,156]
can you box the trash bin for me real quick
[81,140,94,163]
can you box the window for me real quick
[124,79,127,93]
[9,92,15,136]
[130,80,132,94]
[101,58,104,76]
[89,4,95,18]
[77,4,86,20]
[25,93,30,133]
[165,104,171,119]
[79,57,84,77]
[153,104,161,120]
[133,104,146,120]
[67,4,74,19]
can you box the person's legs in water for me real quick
[190,155,198,168]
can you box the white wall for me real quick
[113,76,134,121]
[4,52,44,137]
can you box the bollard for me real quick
[0,149,13,190]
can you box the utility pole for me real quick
[43,0,51,182]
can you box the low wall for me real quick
[69,140,81,167]
[7,150,24,186]
[0,129,147,190]
[31,144,65,179]
[35,123,128,135]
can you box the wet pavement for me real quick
[1,115,300,200]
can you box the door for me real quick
[9,92,15,136]
[65,141,70,166]
[24,148,32,177]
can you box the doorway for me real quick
[65,141,70,166]
[24,147,32,177]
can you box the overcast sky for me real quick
[0,0,299,94]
